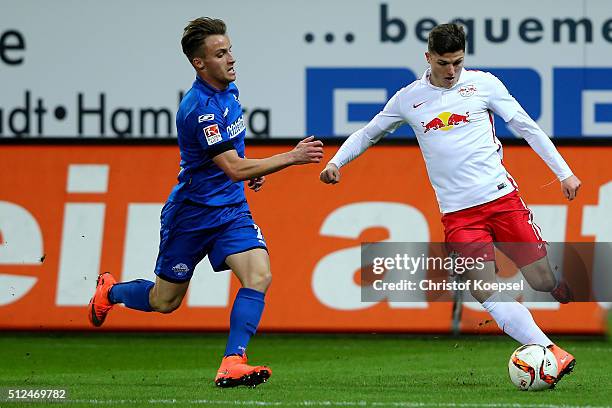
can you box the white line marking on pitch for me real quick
[61,399,611,408]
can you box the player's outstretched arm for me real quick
[318,127,373,185]
[213,136,323,182]
[319,89,405,185]
[506,109,582,201]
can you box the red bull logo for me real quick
[447,113,470,125]
[422,117,445,133]
[421,111,470,133]
[458,84,477,97]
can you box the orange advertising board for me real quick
[0,144,609,333]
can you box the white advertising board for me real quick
[1,0,611,138]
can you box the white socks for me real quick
[483,292,552,346]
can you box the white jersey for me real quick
[330,68,573,213]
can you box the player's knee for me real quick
[244,269,272,292]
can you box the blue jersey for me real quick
[155,76,267,277]
[168,76,247,207]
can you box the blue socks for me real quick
[224,288,266,356]
[108,279,154,312]
[107,281,265,353]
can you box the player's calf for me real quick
[463,260,498,303]
[520,258,573,303]
[147,277,189,313]
[529,274,556,293]
[149,298,182,314]
[519,256,556,292]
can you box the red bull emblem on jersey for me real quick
[421,112,470,133]
[458,84,477,97]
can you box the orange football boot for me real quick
[88,272,117,327]
[548,344,576,384]
[215,354,272,388]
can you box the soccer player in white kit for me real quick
[319,23,580,386]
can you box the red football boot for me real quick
[87,272,117,327]
[215,354,272,388]
[548,344,576,385]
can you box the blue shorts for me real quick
[154,200,267,283]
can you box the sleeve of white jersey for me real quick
[329,91,406,168]
[486,73,520,122]
[507,109,574,181]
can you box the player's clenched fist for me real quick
[290,136,324,164]
[560,175,581,201]
[319,163,340,184]
[248,176,265,192]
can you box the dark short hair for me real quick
[181,17,226,61]
[428,23,465,55]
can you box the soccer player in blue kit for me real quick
[87,17,324,388]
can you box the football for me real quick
[508,344,558,391]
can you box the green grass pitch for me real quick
[0,324,610,407]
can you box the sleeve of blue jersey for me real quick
[192,102,235,158]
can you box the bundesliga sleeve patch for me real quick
[203,124,223,145]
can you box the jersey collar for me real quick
[194,75,230,94]
[421,68,467,91]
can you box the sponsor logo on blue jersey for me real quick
[198,114,215,122]
[228,115,246,139]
